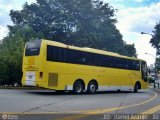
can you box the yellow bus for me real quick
[21,39,148,94]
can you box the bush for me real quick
[147,76,154,83]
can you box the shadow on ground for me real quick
[25,89,146,96]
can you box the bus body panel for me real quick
[22,39,148,91]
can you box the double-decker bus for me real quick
[21,39,148,94]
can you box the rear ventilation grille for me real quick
[48,73,58,87]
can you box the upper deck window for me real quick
[25,40,42,56]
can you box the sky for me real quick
[0,0,160,66]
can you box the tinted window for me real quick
[25,40,42,56]
[47,45,140,71]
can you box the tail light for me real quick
[40,72,43,79]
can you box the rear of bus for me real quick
[21,40,45,87]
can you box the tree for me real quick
[150,22,160,71]
[156,58,160,72]
[123,43,137,57]
[10,0,136,56]
[150,22,160,49]
[0,27,26,86]
[0,0,137,85]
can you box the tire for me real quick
[73,81,83,94]
[87,82,97,94]
[56,90,65,94]
[134,83,139,93]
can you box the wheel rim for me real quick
[90,84,96,93]
[75,84,82,93]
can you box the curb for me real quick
[148,86,160,93]
[153,89,160,93]
[0,87,42,90]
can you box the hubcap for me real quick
[90,84,96,93]
[75,84,82,93]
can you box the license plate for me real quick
[26,71,36,86]
[26,72,35,80]
[28,75,33,79]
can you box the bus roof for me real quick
[43,39,144,62]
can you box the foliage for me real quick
[156,58,160,72]
[147,76,154,84]
[0,0,137,85]
[0,27,25,85]
[150,22,160,49]
[10,0,136,56]
[150,22,160,71]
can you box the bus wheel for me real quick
[134,83,139,93]
[73,81,83,94]
[87,81,97,94]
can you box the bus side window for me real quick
[136,61,140,71]
[53,47,58,61]
[107,56,113,67]
[117,58,124,69]
[47,45,57,61]
[85,52,93,65]
[123,59,129,69]
[47,46,52,61]
[57,47,65,62]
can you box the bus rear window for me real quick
[25,40,42,56]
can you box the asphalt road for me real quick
[0,88,160,120]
